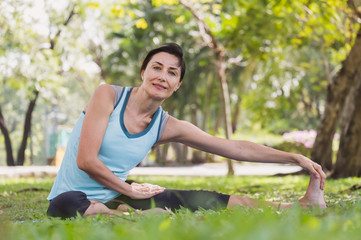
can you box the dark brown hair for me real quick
[141,43,186,81]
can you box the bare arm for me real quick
[77,85,164,199]
[159,116,326,190]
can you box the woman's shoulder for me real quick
[84,84,118,112]
[95,84,120,93]
[93,84,126,99]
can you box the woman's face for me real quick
[141,52,182,100]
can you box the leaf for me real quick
[152,0,179,7]
[212,4,222,15]
[111,4,125,17]
[88,2,100,9]
[6,77,24,90]
[175,15,185,24]
[135,18,148,29]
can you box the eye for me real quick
[169,71,176,76]
[153,66,161,70]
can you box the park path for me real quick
[0,162,302,178]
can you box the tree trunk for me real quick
[174,107,188,164]
[202,74,216,162]
[160,143,169,165]
[170,142,181,164]
[215,52,235,175]
[339,68,361,144]
[16,90,39,165]
[231,59,257,133]
[331,72,361,178]
[171,142,188,165]
[190,101,207,164]
[231,101,241,134]
[179,0,234,175]
[154,145,161,164]
[0,106,15,166]
[201,74,213,132]
[311,26,361,171]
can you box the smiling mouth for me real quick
[153,84,166,90]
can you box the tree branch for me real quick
[227,55,247,66]
[179,0,221,52]
[347,0,361,19]
[321,42,332,86]
[49,4,76,50]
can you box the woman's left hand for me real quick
[296,154,326,190]
[129,182,165,199]
[131,182,165,191]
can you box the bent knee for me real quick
[47,191,91,219]
[83,200,112,217]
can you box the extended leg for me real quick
[227,195,293,210]
[227,174,326,210]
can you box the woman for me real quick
[47,43,326,219]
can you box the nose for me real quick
[158,70,167,82]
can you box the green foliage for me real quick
[1,176,361,239]
[1,0,361,165]
[224,0,354,131]
[273,141,311,158]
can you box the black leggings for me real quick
[105,189,230,212]
[47,189,230,219]
[47,191,91,219]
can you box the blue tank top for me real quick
[47,87,164,203]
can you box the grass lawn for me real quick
[0,175,361,240]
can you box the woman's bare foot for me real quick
[298,174,327,208]
[116,204,131,212]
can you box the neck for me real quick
[128,87,163,117]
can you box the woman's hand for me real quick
[295,154,326,190]
[128,182,165,199]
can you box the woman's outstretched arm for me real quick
[158,116,326,190]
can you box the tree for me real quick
[0,0,76,165]
[178,0,236,174]
[330,1,361,177]
[311,0,361,172]
[332,68,361,177]
[0,106,14,166]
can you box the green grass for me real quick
[1,175,361,240]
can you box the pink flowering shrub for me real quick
[282,129,340,149]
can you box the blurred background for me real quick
[1,0,360,178]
